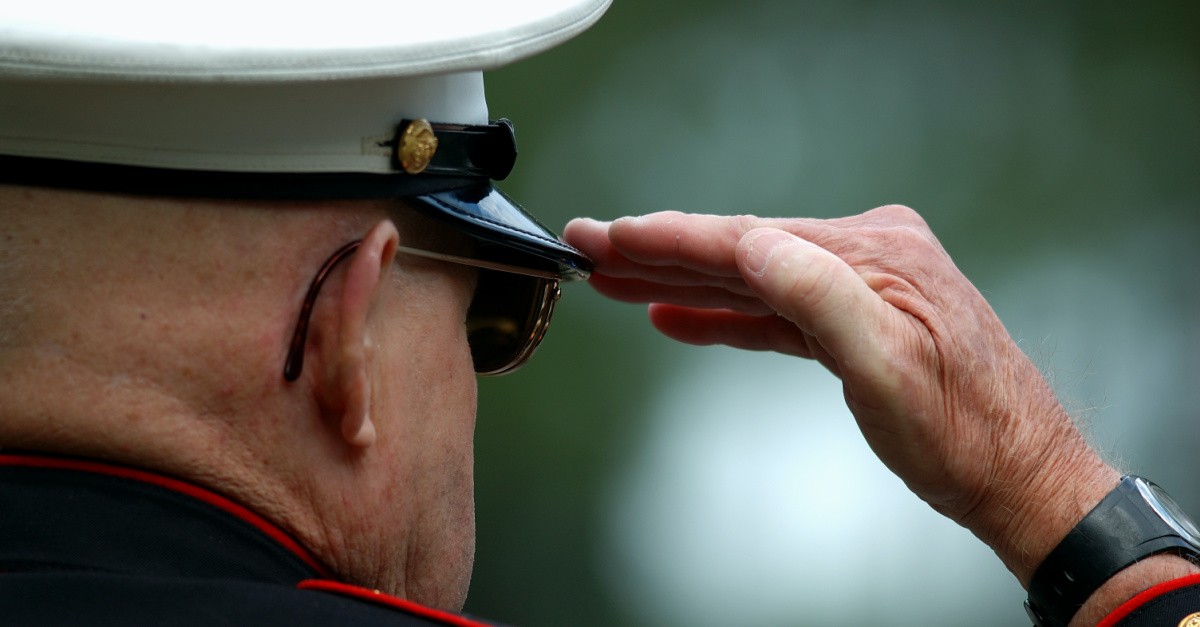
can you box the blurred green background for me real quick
[466,2,1200,625]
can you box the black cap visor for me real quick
[408,183,591,282]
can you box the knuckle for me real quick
[893,224,935,247]
[866,224,932,258]
[869,204,933,232]
[875,203,922,223]
[868,206,943,252]
[731,214,763,238]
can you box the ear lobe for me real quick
[317,220,399,450]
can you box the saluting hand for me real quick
[564,205,1116,584]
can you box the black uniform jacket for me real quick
[0,452,498,626]
[5,452,1197,626]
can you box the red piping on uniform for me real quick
[1096,572,1200,627]
[0,453,334,578]
[297,580,493,627]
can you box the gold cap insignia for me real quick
[397,119,438,174]
[1179,612,1200,627]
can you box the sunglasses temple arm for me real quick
[394,245,561,280]
[283,240,362,382]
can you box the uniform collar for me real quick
[0,452,333,582]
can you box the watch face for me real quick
[1139,479,1200,545]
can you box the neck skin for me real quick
[0,185,477,611]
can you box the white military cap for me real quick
[0,0,609,279]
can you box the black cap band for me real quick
[0,155,479,201]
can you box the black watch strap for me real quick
[1025,476,1200,627]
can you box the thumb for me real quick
[736,228,891,372]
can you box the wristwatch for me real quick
[1025,476,1200,627]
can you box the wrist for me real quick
[957,400,1119,585]
[1002,445,1119,586]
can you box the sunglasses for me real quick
[283,239,561,381]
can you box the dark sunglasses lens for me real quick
[467,269,556,375]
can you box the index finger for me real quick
[604,211,768,277]
[563,216,755,296]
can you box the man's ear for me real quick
[314,220,399,449]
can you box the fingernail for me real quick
[564,217,610,236]
[743,230,792,277]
